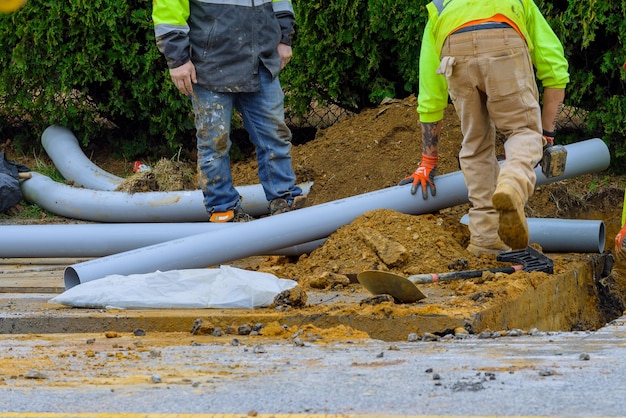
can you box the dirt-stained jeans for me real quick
[191,67,302,214]
[440,27,543,247]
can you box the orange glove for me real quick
[399,154,438,199]
[615,224,626,261]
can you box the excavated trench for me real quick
[0,220,623,342]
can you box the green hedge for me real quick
[1,0,625,168]
[0,0,194,157]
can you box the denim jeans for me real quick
[190,68,302,214]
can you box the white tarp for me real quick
[49,265,297,309]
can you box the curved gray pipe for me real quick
[0,223,325,258]
[460,215,605,253]
[41,125,124,191]
[38,125,312,220]
[20,173,313,221]
[63,138,610,289]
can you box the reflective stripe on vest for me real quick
[432,0,522,14]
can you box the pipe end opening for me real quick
[63,266,81,290]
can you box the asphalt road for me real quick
[0,315,625,416]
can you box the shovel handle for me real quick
[407,265,524,285]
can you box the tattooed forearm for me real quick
[421,121,442,156]
[552,101,563,129]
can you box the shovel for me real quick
[357,246,553,303]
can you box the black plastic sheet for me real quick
[0,152,29,213]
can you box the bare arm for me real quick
[541,88,565,134]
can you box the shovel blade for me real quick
[357,270,427,303]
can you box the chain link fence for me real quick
[287,99,588,137]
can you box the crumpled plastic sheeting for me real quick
[49,265,298,309]
[0,152,29,213]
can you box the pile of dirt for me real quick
[226,96,626,323]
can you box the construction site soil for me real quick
[2,96,626,341]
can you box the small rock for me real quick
[273,286,308,307]
[448,258,469,270]
[407,333,419,342]
[308,272,350,290]
[454,327,469,336]
[358,226,408,266]
[151,375,162,384]
[579,353,590,361]
[24,370,47,380]
[238,324,253,335]
[422,332,439,342]
[133,328,146,337]
[360,294,395,305]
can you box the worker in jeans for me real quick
[400,0,569,256]
[152,0,305,222]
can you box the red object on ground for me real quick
[133,161,151,173]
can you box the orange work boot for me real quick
[209,208,253,223]
[492,183,529,250]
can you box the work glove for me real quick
[615,224,626,262]
[399,154,438,199]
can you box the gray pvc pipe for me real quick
[19,173,313,221]
[0,214,602,260]
[63,138,610,289]
[0,223,325,258]
[41,125,124,191]
[460,215,605,253]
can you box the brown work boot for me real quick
[290,195,307,211]
[492,183,529,250]
[270,195,307,215]
[467,241,511,257]
[269,198,290,215]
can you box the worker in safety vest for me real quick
[152,0,305,222]
[400,0,569,256]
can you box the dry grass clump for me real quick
[115,159,196,193]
